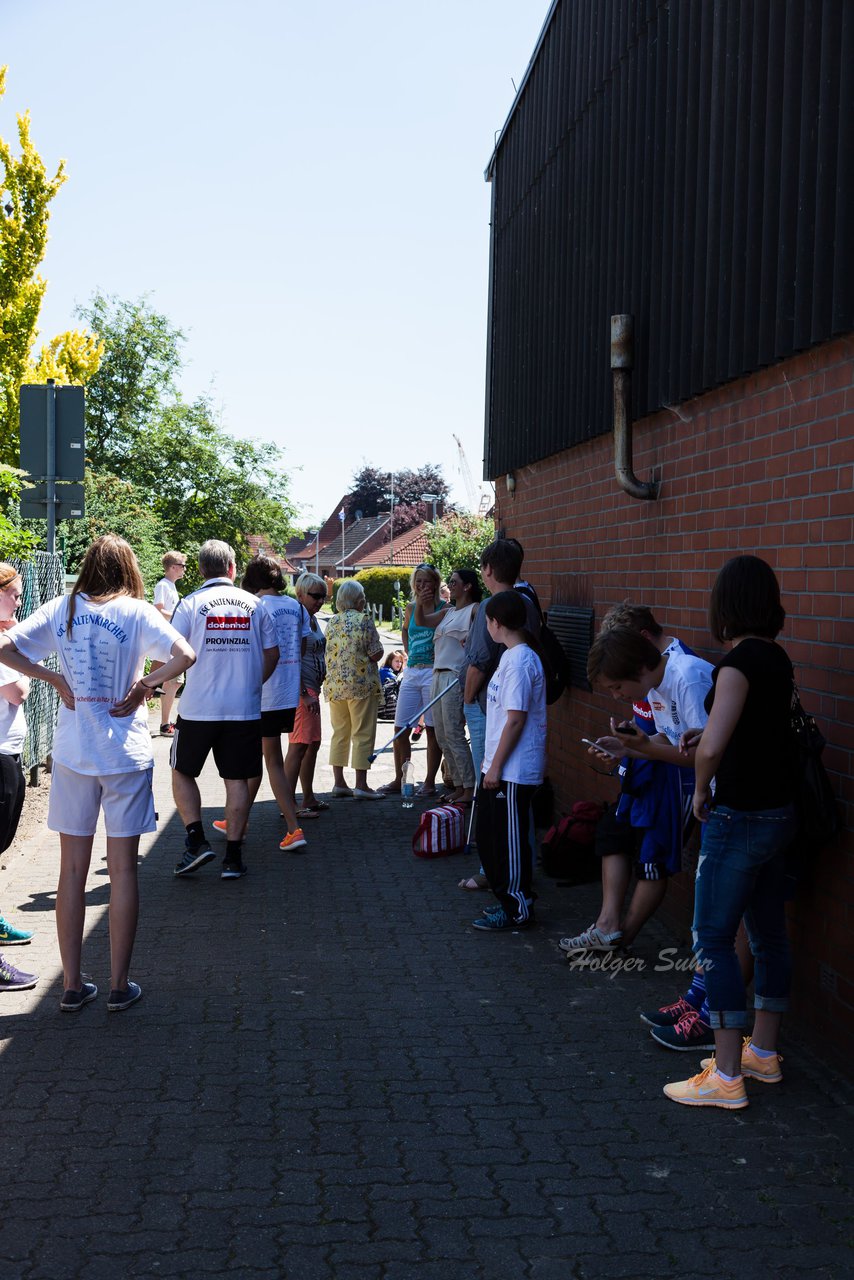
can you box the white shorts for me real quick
[48,762,157,838]
[395,666,436,729]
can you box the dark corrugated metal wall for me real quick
[485,0,854,479]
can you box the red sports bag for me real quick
[412,804,466,858]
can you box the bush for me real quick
[355,567,407,614]
[426,513,494,587]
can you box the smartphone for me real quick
[581,738,620,758]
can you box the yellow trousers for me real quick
[328,696,379,771]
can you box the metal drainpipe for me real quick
[611,314,659,501]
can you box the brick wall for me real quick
[492,334,854,1052]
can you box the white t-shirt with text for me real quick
[483,643,547,785]
[11,594,179,775]
[259,594,311,712]
[648,648,714,745]
[171,578,278,721]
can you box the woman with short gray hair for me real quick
[324,579,383,799]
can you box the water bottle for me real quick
[401,760,415,808]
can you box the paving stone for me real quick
[1,688,852,1277]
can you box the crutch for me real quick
[368,680,457,763]
[462,770,480,856]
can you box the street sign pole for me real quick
[46,379,56,555]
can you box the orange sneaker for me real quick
[701,1037,783,1083]
[212,819,227,833]
[280,828,307,853]
[663,1063,748,1110]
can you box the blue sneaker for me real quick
[174,841,215,877]
[60,981,97,1011]
[471,908,534,931]
[0,914,33,945]
[107,981,142,1012]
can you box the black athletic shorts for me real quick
[595,803,671,882]
[0,752,26,853]
[170,717,263,780]
[260,707,296,737]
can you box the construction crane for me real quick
[453,434,492,514]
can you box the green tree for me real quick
[58,471,171,590]
[56,292,298,579]
[425,513,494,585]
[0,66,67,461]
[0,462,37,559]
[132,398,297,576]
[76,293,183,469]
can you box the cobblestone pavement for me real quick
[1,689,852,1280]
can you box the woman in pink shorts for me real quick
[285,573,328,818]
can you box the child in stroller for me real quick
[378,650,405,722]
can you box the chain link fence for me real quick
[10,551,65,772]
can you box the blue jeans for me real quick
[463,702,487,777]
[692,804,796,1029]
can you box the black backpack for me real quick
[515,584,571,704]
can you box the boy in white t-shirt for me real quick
[151,550,187,737]
[583,625,719,1052]
[473,591,547,932]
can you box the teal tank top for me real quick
[406,605,447,667]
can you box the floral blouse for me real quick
[323,610,382,701]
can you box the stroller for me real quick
[377,673,402,722]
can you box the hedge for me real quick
[331,567,407,614]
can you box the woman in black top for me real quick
[664,557,798,1111]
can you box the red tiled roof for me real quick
[245,534,295,574]
[354,524,431,569]
[305,497,352,556]
[317,515,391,569]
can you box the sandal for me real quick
[296,806,321,819]
[307,800,330,812]
[458,874,489,891]
[415,784,436,798]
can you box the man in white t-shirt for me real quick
[169,540,279,880]
[151,550,187,737]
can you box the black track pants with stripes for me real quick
[476,776,537,923]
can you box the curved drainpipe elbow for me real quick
[611,314,659,501]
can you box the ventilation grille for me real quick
[546,604,594,691]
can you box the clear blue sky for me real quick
[2,0,547,530]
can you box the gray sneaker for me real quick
[0,954,38,991]
[174,841,215,876]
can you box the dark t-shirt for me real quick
[705,638,798,811]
